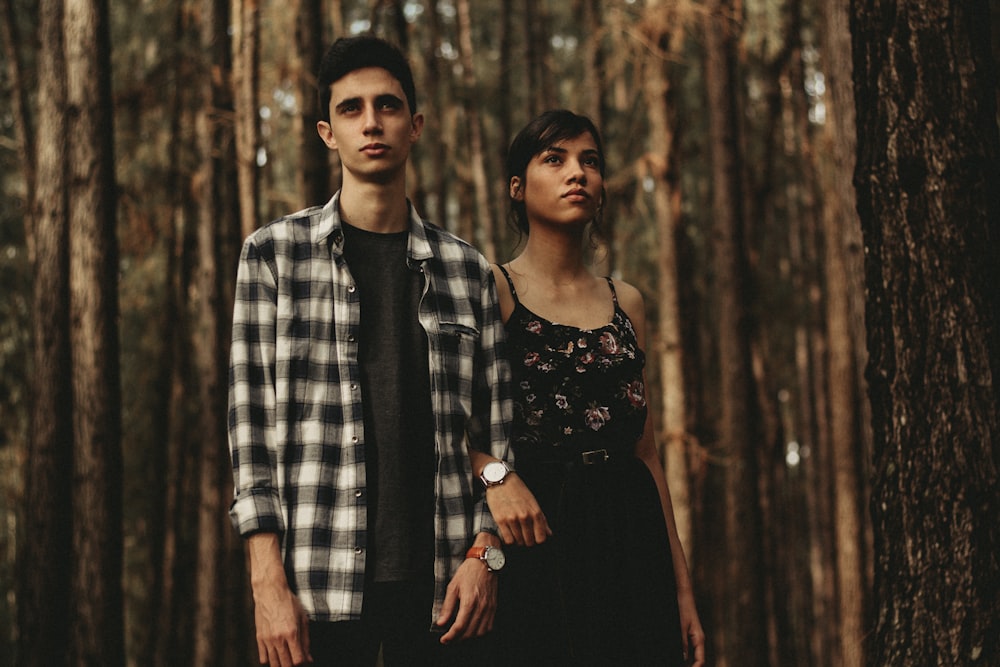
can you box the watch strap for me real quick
[466,545,488,560]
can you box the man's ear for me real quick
[509,177,523,200]
[317,121,338,150]
[409,112,425,142]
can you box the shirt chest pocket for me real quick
[425,320,479,398]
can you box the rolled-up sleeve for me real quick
[468,264,514,535]
[228,235,285,536]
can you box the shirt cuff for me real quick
[229,487,285,537]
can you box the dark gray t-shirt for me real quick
[341,222,435,583]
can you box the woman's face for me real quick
[512,132,603,231]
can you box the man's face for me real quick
[317,67,424,184]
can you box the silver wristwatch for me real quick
[479,460,513,488]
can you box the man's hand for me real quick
[248,533,312,666]
[253,584,311,666]
[435,543,498,643]
[486,474,551,546]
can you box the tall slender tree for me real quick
[192,0,242,663]
[233,0,261,240]
[18,0,73,664]
[818,1,870,665]
[455,0,495,260]
[852,0,1000,663]
[642,0,694,555]
[64,0,125,663]
[293,0,330,206]
[702,0,768,663]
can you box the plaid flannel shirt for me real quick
[228,193,512,623]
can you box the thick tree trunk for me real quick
[851,1,1000,664]
[65,0,125,664]
[18,1,73,665]
[703,0,768,664]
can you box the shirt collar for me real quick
[317,190,433,263]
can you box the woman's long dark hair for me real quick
[505,109,607,243]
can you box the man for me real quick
[227,35,548,667]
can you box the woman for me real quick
[489,110,705,666]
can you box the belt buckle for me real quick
[581,449,609,465]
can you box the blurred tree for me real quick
[234,0,261,240]
[702,0,768,663]
[17,0,74,664]
[455,0,496,260]
[817,0,870,665]
[852,0,1000,664]
[191,0,245,664]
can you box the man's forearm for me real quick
[247,532,289,592]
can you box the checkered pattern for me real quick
[228,193,513,622]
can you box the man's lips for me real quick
[563,188,591,200]
[360,143,390,155]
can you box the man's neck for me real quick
[338,178,410,233]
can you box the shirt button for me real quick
[350,383,357,390]
[355,489,363,498]
[347,335,355,342]
[347,284,356,293]
[355,547,364,554]
[351,436,359,443]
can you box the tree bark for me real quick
[64,0,125,663]
[192,0,240,663]
[233,0,260,239]
[703,0,768,663]
[455,0,495,259]
[817,1,871,665]
[851,1,1000,664]
[18,1,73,664]
[642,0,693,556]
[293,0,329,206]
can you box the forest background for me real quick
[1,0,998,665]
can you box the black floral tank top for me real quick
[497,266,648,462]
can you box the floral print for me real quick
[504,276,648,457]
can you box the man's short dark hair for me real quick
[317,35,417,122]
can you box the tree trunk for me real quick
[642,0,693,555]
[193,0,239,663]
[455,0,495,259]
[64,0,125,664]
[851,1,1000,664]
[233,0,260,239]
[817,1,870,665]
[419,0,449,227]
[18,1,73,664]
[293,0,329,206]
[703,0,768,663]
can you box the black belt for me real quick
[580,448,611,465]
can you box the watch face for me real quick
[483,461,508,484]
[485,547,506,571]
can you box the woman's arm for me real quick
[620,281,706,667]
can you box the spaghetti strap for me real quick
[497,264,520,304]
[605,277,619,305]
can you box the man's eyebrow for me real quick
[375,93,405,106]
[334,96,362,111]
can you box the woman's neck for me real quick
[511,229,591,285]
